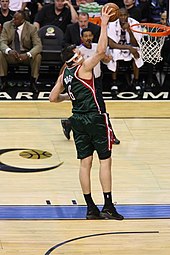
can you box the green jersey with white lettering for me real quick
[63,65,102,114]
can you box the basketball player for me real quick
[49,6,124,220]
[61,28,120,144]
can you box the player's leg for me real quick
[71,113,103,219]
[111,70,119,98]
[80,156,104,219]
[93,113,123,220]
[99,157,124,220]
[79,155,93,195]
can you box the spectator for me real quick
[107,8,144,95]
[63,12,101,46]
[71,0,87,10]
[0,0,15,32]
[159,9,168,25]
[106,0,124,8]
[156,10,169,83]
[148,10,169,87]
[33,0,78,33]
[27,0,44,23]
[0,0,15,26]
[75,0,87,4]
[9,0,31,12]
[123,0,142,21]
[0,10,42,92]
[150,0,164,23]
[137,0,152,22]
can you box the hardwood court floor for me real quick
[0,101,170,255]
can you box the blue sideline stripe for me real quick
[0,205,170,219]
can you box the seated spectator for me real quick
[147,10,170,87]
[159,0,168,13]
[63,12,100,46]
[9,0,31,12]
[27,0,44,23]
[33,0,78,33]
[0,10,42,92]
[107,8,144,95]
[150,0,165,23]
[0,0,15,31]
[75,0,87,4]
[137,0,152,22]
[106,0,124,8]
[123,0,142,22]
[71,0,87,10]
[159,10,168,25]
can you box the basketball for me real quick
[103,3,120,22]
[19,149,52,159]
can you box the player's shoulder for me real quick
[107,19,119,29]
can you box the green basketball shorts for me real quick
[70,112,114,160]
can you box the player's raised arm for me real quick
[97,6,111,55]
[81,6,112,73]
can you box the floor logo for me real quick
[0,148,63,173]
[19,149,52,159]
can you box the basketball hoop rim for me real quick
[130,23,170,37]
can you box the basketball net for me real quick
[140,36,165,65]
[130,23,170,65]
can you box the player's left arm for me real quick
[49,75,70,103]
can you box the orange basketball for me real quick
[103,3,120,22]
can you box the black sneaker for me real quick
[86,207,104,220]
[132,79,142,94]
[61,119,72,140]
[100,205,124,220]
[111,84,118,99]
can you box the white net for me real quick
[131,23,167,65]
[140,34,165,65]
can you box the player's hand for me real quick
[129,47,140,59]
[18,53,29,61]
[101,5,113,25]
[102,54,113,63]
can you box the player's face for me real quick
[81,31,94,48]
[119,9,128,25]
[73,49,84,65]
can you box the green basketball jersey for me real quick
[63,65,102,114]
